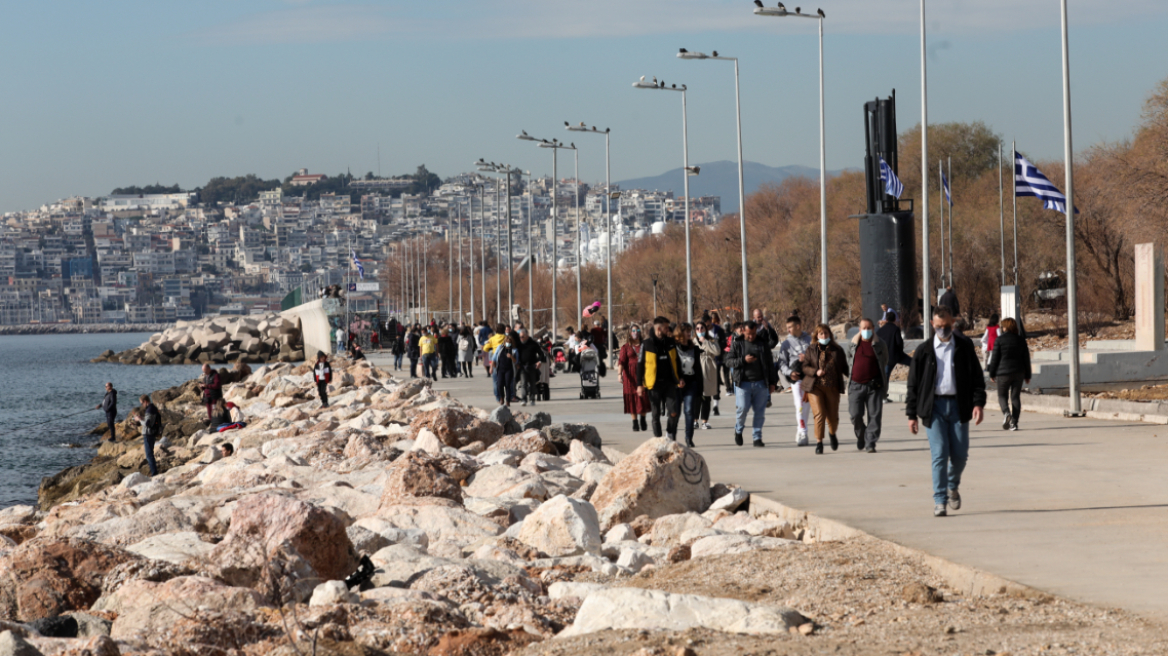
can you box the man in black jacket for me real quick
[906,307,986,517]
[515,329,546,406]
[637,316,682,440]
[876,309,913,385]
[134,394,162,477]
[725,321,779,447]
[95,382,118,442]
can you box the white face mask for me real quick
[818,338,830,346]
[861,329,873,340]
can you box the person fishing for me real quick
[133,394,161,477]
[94,382,118,442]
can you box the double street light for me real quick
[517,132,576,337]
[677,48,749,318]
[633,76,694,323]
[754,3,828,324]
[566,123,615,360]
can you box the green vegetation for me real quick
[197,174,281,206]
[110,183,183,195]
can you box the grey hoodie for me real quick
[777,332,812,379]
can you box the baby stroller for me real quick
[552,346,568,372]
[578,348,601,399]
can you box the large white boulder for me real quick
[515,494,601,557]
[590,438,712,530]
[558,587,806,638]
[125,531,215,565]
[464,465,548,500]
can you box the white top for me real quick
[933,334,957,396]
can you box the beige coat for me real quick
[698,336,721,397]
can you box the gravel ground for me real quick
[518,536,1168,656]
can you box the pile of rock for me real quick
[1,359,809,655]
[92,312,303,365]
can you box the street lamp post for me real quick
[518,132,576,338]
[633,77,693,323]
[754,5,828,324]
[651,273,659,317]
[1060,0,1082,415]
[477,160,516,324]
[519,169,535,328]
[677,49,749,317]
[567,123,614,361]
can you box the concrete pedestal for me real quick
[1134,243,1164,352]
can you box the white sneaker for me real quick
[795,431,810,447]
[700,422,712,430]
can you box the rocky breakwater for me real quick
[1,359,814,656]
[92,312,304,365]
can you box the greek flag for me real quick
[941,170,953,207]
[879,157,903,199]
[1015,152,1078,215]
[351,249,365,279]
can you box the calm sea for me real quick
[0,333,202,508]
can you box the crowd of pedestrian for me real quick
[95,292,1032,517]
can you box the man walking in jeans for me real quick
[905,307,986,517]
[725,321,778,447]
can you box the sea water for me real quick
[0,333,202,508]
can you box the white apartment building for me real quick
[101,193,195,211]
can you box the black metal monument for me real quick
[858,91,918,328]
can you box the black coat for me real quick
[876,323,912,367]
[987,331,1032,379]
[515,338,546,370]
[725,335,779,387]
[905,333,988,429]
[102,389,117,413]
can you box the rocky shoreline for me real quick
[0,324,168,336]
[91,313,304,366]
[0,357,818,656]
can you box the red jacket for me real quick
[314,362,332,383]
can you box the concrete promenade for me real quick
[369,354,1168,622]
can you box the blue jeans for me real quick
[144,434,158,476]
[925,396,970,505]
[681,390,700,443]
[734,380,769,442]
[394,353,403,369]
[423,354,438,378]
[494,369,515,404]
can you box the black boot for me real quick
[632,418,641,432]
[640,416,648,431]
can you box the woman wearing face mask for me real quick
[674,323,704,447]
[694,321,721,430]
[618,324,650,432]
[801,323,850,454]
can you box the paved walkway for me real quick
[370,355,1168,622]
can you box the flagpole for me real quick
[947,156,954,289]
[468,195,476,324]
[999,143,1005,287]
[1012,141,1019,288]
[938,159,944,296]
[448,219,453,323]
[920,0,932,339]
[1060,0,1082,416]
[458,204,464,323]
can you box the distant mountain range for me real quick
[616,160,847,210]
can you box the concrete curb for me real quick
[747,494,1047,601]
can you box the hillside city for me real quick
[0,168,721,326]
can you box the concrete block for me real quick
[1135,242,1164,352]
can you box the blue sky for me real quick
[0,0,1165,212]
